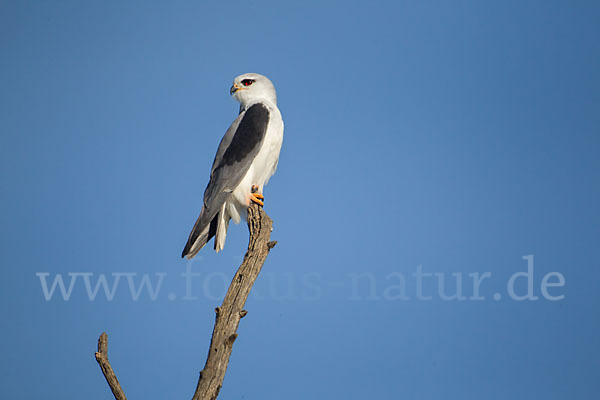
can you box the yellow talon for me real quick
[250,193,264,206]
[250,185,264,206]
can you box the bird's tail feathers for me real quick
[214,202,231,253]
[181,207,218,259]
[182,201,233,258]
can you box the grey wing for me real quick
[181,103,270,258]
[203,102,271,209]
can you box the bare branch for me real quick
[192,204,276,400]
[94,204,275,400]
[95,332,127,400]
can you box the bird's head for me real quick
[230,73,277,106]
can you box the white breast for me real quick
[229,103,284,221]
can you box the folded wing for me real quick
[181,103,271,258]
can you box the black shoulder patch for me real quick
[220,103,270,167]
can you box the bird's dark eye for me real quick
[241,79,254,86]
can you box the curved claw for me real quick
[250,193,264,206]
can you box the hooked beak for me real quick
[230,83,244,95]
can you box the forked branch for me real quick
[95,204,276,400]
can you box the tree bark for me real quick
[94,204,276,400]
[95,332,127,400]
[192,204,276,400]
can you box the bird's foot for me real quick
[250,193,264,206]
[250,185,264,206]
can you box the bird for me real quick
[181,73,284,259]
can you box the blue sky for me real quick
[1,1,599,399]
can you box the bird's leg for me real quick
[250,185,264,206]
